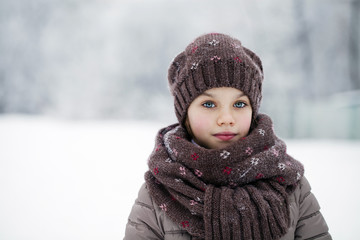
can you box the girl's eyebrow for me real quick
[201,92,214,97]
[236,93,246,98]
[201,92,246,98]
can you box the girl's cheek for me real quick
[238,114,252,131]
[243,117,252,127]
[191,116,211,131]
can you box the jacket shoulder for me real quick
[124,183,163,239]
[124,183,191,240]
[293,177,332,240]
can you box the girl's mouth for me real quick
[213,132,237,141]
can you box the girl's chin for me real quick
[193,136,240,149]
[209,140,236,149]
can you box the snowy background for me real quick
[0,116,359,239]
[1,0,360,239]
[1,0,359,138]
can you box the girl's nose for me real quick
[217,109,235,126]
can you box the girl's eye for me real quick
[234,101,246,108]
[202,101,215,108]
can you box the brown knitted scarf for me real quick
[145,114,304,240]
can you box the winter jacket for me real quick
[124,177,331,240]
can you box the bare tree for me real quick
[349,0,360,90]
[293,0,314,98]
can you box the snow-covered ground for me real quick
[0,115,359,239]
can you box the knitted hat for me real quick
[168,33,264,125]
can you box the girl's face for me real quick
[186,87,252,149]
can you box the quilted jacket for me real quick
[124,177,331,240]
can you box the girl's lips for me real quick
[213,132,237,141]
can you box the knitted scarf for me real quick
[145,114,304,240]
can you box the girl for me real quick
[124,33,331,240]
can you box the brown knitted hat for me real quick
[168,33,264,125]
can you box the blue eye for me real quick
[234,101,246,108]
[202,101,215,108]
